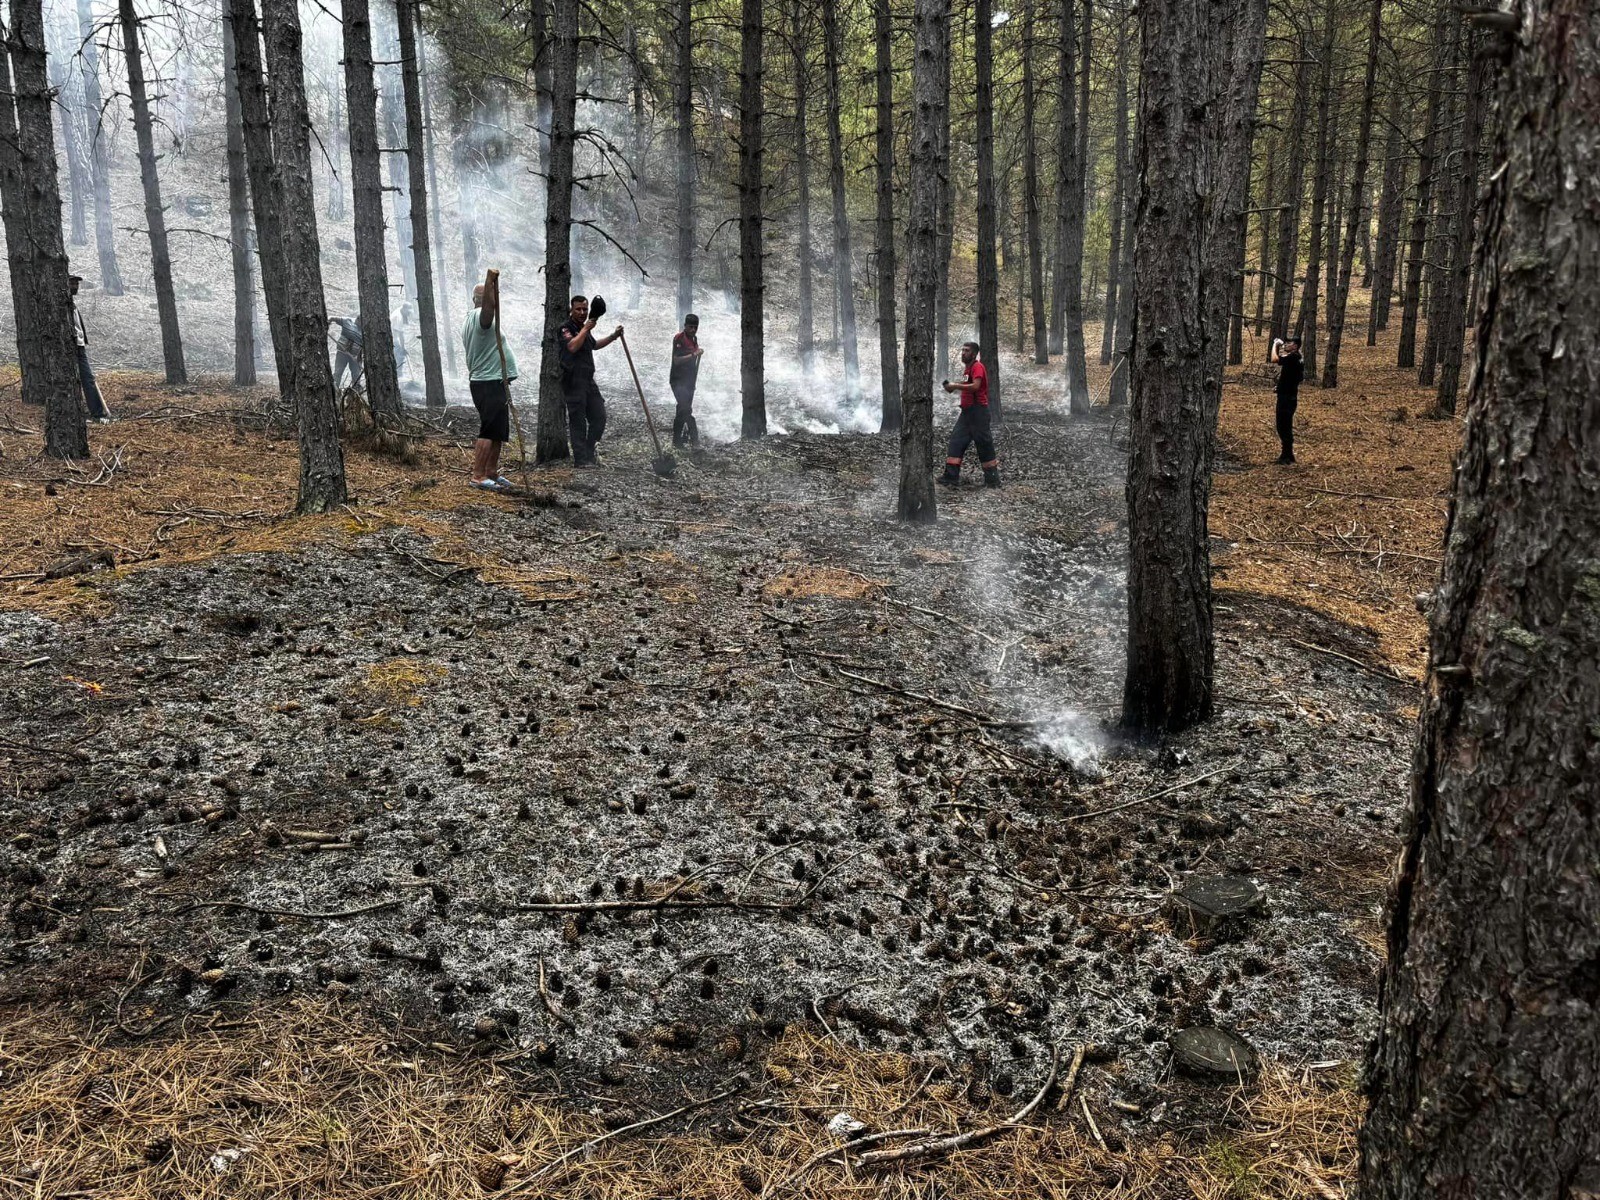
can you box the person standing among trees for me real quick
[68,276,110,423]
[462,273,517,490]
[670,313,702,448]
[559,294,622,467]
[1271,335,1303,464]
[938,341,1000,488]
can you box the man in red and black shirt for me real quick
[669,314,702,448]
[938,342,1000,488]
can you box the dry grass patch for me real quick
[763,565,885,602]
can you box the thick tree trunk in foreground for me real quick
[1021,0,1048,365]
[75,0,121,294]
[897,0,943,524]
[222,16,257,386]
[396,0,444,408]
[873,0,900,431]
[536,0,578,462]
[1322,0,1381,388]
[341,0,401,422]
[259,0,345,511]
[974,0,1000,419]
[675,0,694,320]
[1,0,86,456]
[823,0,860,404]
[228,0,292,388]
[119,0,186,384]
[1359,0,1600,1189]
[792,0,814,377]
[738,0,765,438]
[1122,0,1266,733]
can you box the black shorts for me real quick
[469,378,510,443]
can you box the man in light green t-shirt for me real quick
[462,270,519,489]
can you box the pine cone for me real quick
[474,1156,508,1191]
[874,1052,913,1083]
[562,915,580,946]
[928,1080,961,1102]
[766,1063,795,1086]
[737,1164,764,1194]
[717,1032,747,1061]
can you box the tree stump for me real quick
[1164,874,1266,940]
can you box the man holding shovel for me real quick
[462,272,518,490]
[558,294,623,467]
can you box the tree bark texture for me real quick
[1122,0,1267,733]
[396,0,444,408]
[259,0,346,512]
[897,0,943,525]
[1359,0,1600,1189]
[0,0,87,457]
[974,0,1000,419]
[1021,0,1049,365]
[823,0,860,404]
[119,0,187,384]
[873,0,900,430]
[341,0,401,422]
[738,0,765,438]
[792,0,814,377]
[535,0,578,462]
[222,14,257,386]
[75,0,121,294]
[1322,0,1382,388]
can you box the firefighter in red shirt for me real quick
[938,342,1000,488]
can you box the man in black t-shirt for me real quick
[558,295,623,466]
[669,314,702,448]
[1271,336,1304,464]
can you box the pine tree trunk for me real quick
[1293,0,1335,379]
[1229,150,1251,365]
[933,27,952,375]
[1397,9,1447,370]
[341,0,401,422]
[227,0,293,387]
[1322,0,1380,388]
[326,79,345,221]
[1418,22,1459,389]
[792,0,814,377]
[675,0,694,320]
[377,20,415,306]
[417,32,454,377]
[1253,140,1273,336]
[75,0,121,294]
[222,14,257,386]
[1099,0,1128,365]
[530,0,553,177]
[1108,169,1135,408]
[896,0,943,524]
[1063,0,1090,410]
[823,0,860,404]
[873,0,900,431]
[1021,0,1048,365]
[1122,0,1267,733]
[1359,0,1600,1187]
[535,0,577,462]
[453,131,480,290]
[1269,29,1310,340]
[1432,30,1486,416]
[0,0,87,456]
[395,0,444,407]
[1369,79,1407,338]
[1048,0,1076,358]
[974,0,1000,419]
[45,25,87,248]
[119,0,186,384]
[255,0,345,510]
[738,0,765,438]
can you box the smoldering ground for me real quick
[2,372,1406,1123]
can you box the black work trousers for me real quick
[945,404,997,466]
[671,383,699,447]
[564,369,607,464]
[1275,389,1299,461]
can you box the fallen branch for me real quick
[511,896,794,914]
[769,1128,934,1194]
[1065,764,1237,822]
[171,898,402,920]
[852,1047,1061,1170]
[1287,637,1408,682]
[1052,1044,1090,1111]
[504,1083,746,1194]
[537,956,574,1030]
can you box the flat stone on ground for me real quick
[1169,1026,1260,1081]
[1165,874,1267,939]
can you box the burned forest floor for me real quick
[0,332,1462,1199]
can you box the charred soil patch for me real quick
[1,352,1439,1195]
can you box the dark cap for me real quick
[68,274,83,282]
